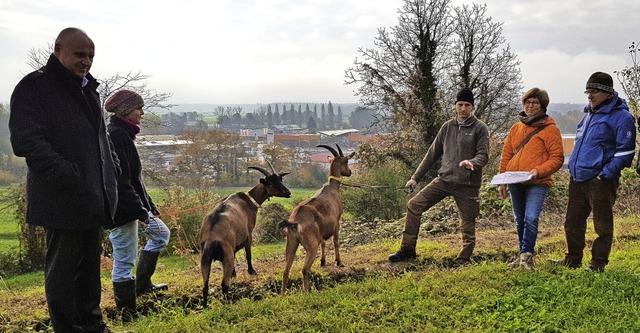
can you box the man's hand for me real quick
[459,160,474,170]
[405,179,417,188]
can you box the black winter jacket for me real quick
[107,116,159,227]
[9,54,120,230]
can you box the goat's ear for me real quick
[347,152,355,159]
[327,156,334,163]
[259,178,267,184]
[279,172,290,177]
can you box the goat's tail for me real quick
[279,220,297,231]
[201,240,225,263]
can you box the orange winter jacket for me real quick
[499,116,564,187]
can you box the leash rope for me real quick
[327,176,414,193]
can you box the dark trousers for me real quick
[45,227,107,333]
[564,177,618,268]
[402,177,480,259]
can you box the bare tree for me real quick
[345,0,523,168]
[26,45,175,113]
[615,41,640,118]
[345,0,452,157]
[170,130,242,187]
[447,3,522,136]
[261,142,295,173]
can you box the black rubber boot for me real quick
[136,250,168,295]
[113,279,136,321]
[388,248,417,262]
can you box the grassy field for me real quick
[0,185,20,256]
[2,207,640,332]
[0,186,317,257]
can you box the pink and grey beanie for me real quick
[104,89,144,116]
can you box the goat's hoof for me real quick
[320,260,326,267]
[337,262,345,268]
[248,269,257,275]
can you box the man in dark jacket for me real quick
[557,72,636,272]
[388,88,489,266]
[9,27,118,333]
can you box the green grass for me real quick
[3,215,640,332]
[4,181,640,332]
[0,185,20,255]
[115,218,640,333]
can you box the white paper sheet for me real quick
[490,171,534,185]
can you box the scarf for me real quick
[518,111,548,126]
[112,115,141,137]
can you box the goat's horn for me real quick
[317,144,338,157]
[266,160,277,175]
[335,144,344,157]
[248,166,270,177]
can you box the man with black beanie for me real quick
[388,88,489,266]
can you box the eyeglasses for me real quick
[523,100,540,106]
[584,89,602,96]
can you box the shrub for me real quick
[0,170,18,185]
[342,163,410,221]
[9,183,47,274]
[285,164,325,189]
[255,203,290,244]
[157,185,222,255]
[616,167,640,215]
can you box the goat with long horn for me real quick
[280,143,355,295]
[199,163,291,306]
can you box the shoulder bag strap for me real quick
[513,125,548,155]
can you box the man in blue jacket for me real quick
[9,28,119,332]
[559,72,636,272]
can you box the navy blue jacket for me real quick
[9,54,120,230]
[569,93,636,182]
[107,116,159,227]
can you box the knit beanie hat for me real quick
[104,90,144,116]
[586,72,614,93]
[456,88,474,106]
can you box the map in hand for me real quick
[490,171,534,185]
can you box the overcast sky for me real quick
[1,0,638,106]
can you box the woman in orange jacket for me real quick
[498,87,564,269]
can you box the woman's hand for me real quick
[498,184,508,199]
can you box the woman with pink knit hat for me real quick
[105,89,171,319]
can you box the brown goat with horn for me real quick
[199,162,290,306]
[280,143,355,295]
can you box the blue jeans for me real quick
[109,212,171,282]
[508,184,549,254]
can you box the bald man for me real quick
[10,28,119,332]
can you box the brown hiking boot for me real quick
[388,248,417,262]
